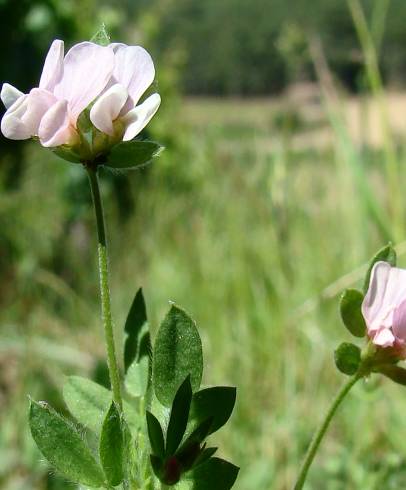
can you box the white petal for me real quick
[1,95,31,139]
[54,42,115,122]
[373,328,395,347]
[1,83,24,109]
[38,99,75,147]
[39,40,64,91]
[113,46,155,105]
[90,83,128,136]
[122,93,161,141]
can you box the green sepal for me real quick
[99,401,124,486]
[363,243,396,293]
[188,457,239,490]
[90,24,111,46]
[188,387,236,436]
[378,365,406,386]
[77,109,93,137]
[29,400,105,487]
[153,305,203,407]
[339,289,367,338]
[146,411,165,458]
[124,288,151,372]
[166,376,193,456]
[334,342,361,375]
[125,356,150,398]
[104,140,163,170]
[51,146,82,164]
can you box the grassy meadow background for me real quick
[3,0,406,489]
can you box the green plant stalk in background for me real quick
[347,0,403,242]
[293,373,360,490]
[87,165,123,410]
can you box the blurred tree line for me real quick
[2,0,406,101]
[150,0,406,95]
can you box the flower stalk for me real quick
[87,164,123,410]
[293,373,360,490]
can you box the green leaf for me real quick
[150,454,163,477]
[363,243,396,293]
[339,289,367,338]
[63,376,111,432]
[90,24,110,46]
[194,447,218,468]
[99,402,124,486]
[334,342,361,375]
[181,417,213,449]
[166,376,193,456]
[124,288,151,372]
[153,305,203,407]
[188,387,236,436]
[63,376,139,432]
[105,140,163,170]
[29,400,105,487]
[379,365,406,386]
[146,411,165,458]
[188,458,239,490]
[125,356,150,398]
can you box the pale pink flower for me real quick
[362,261,406,350]
[1,40,115,147]
[90,43,161,142]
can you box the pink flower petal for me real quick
[39,40,64,91]
[373,328,395,347]
[89,83,128,136]
[22,88,58,134]
[53,42,115,123]
[393,298,406,343]
[113,45,155,106]
[1,83,24,109]
[1,88,59,140]
[109,42,126,53]
[362,261,406,334]
[122,93,161,141]
[1,95,32,139]
[38,99,75,147]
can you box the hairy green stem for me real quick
[87,166,123,410]
[293,374,360,490]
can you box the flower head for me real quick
[1,39,161,155]
[362,261,406,352]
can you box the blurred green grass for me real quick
[2,85,406,489]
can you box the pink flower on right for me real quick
[362,261,406,351]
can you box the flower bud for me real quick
[162,456,182,486]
